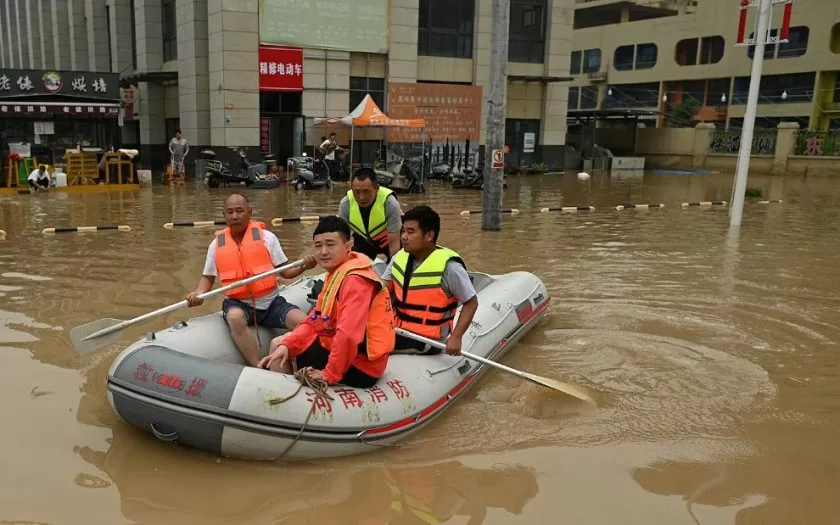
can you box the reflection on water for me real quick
[75,420,538,525]
[1,171,840,523]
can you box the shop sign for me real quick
[260,118,271,152]
[0,103,120,116]
[0,69,120,100]
[258,46,303,92]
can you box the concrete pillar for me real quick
[86,0,111,72]
[208,0,259,147]
[177,0,211,145]
[37,0,54,69]
[473,0,493,144]
[13,0,22,67]
[52,0,71,70]
[135,0,163,72]
[540,0,573,169]
[773,121,799,174]
[388,0,418,84]
[138,82,166,144]
[302,50,350,145]
[107,0,134,72]
[692,122,715,167]
[23,0,38,68]
[68,0,90,70]
[0,5,6,68]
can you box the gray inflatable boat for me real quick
[106,262,550,461]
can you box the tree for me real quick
[667,97,701,128]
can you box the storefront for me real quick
[0,68,122,173]
[258,45,304,163]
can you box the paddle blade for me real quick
[70,318,126,353]
[521,370,597,406]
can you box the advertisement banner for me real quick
[387,83,483,143]
[259,46,304,92]
[259,0,388,54]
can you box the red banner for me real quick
[260,117,271,153]
[258,46,303,92]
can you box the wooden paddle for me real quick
[70,259,306,354]
[395,328,597,406]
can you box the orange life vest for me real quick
[390,247,464,340]
[214,221,278,301]
[310,252,395,362]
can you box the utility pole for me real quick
[481,0,510,231]
[730,0,774,227]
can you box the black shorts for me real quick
[295,341,378,389]
[222,296,299,329]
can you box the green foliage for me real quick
[668,98,701,128]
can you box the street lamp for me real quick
[781,90,788,100]
[721,93,727,103]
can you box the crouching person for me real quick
[259,216,395,388]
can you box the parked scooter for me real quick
[451,165,507,190]
[372,150,424,194]
[288,152,332,190]
[203,148,279,189]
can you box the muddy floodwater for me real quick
[1,171,839,524]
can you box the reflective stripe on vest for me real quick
[311,252,395,361]
[214,221,277,301]
[346,186,394,249]
[391,247,463,339]
[382,468,439,525]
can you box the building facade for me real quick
[0,0,575,171]
[568,0,840,131]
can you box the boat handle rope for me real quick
[266,367,334,459]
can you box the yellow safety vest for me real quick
[346,186,394,248]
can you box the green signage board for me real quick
[260,0,389,54]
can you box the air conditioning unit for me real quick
[587,71,607,82]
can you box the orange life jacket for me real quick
[310,252,395,362]
[214,221,278,301]
[390,247,464,340]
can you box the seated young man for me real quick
[381,205,479,356]
[259,216,395,388]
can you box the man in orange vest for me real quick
[381,205,478,356]
[259,215,395,388]
[186,194,317,367]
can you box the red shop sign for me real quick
[258,46,303,92]
[260,117,271,153]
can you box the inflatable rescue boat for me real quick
[105,262,550,461]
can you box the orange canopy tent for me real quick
[313,94,425,128]
[313,95,425,169]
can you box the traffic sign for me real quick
[491,149,504,169]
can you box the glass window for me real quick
[570,51,582,75]
[614,45,634,71]
[418,0,475,58]
[583,49,601,73]
[777,26,809,58]
[675,38,698,66]
[509,0,546,63]
[635,43,657,69]
[580,86,599,109]
[349,77,386,113]
[699,36,724,64]
[161,0,177,62]
[568,87,579,110]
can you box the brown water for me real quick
[1,171,839,524]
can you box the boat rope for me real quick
[267,367,334,459]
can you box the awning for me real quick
[0,101,120,116]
